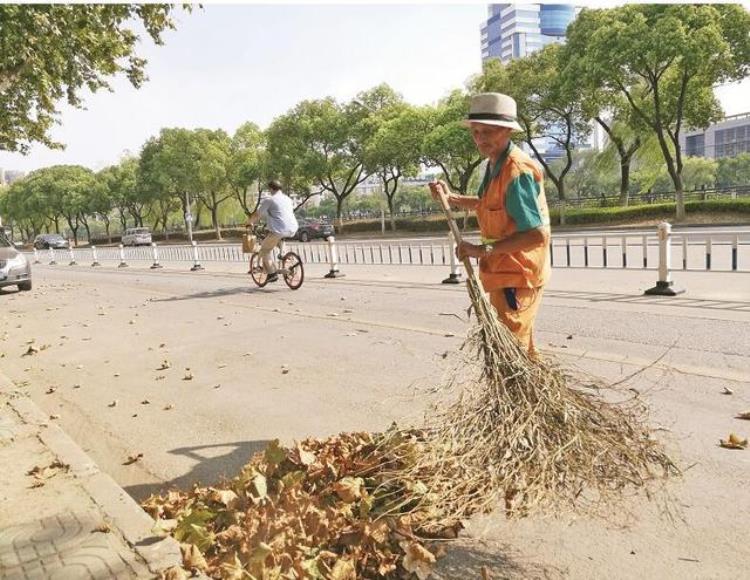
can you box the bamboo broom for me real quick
[370,184,678,532]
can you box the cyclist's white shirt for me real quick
[259,192,298,238]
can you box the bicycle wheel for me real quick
[281,252,304,290]
[249,253,268,287]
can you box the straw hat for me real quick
[464,93,523,131]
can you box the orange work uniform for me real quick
[475,142,551,355]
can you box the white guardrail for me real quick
[25,224,750,293]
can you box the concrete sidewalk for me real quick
[0,371,181,579]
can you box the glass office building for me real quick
[481,4,577,64]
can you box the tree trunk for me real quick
[619,160,631,207]
[335,196,344,234]
[211,203,222,240]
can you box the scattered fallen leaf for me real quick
[400,541,436,580]
[183,371,193,381]
[108,400,118,408]
[333,477,365,503]
[736,411,750,420]
[49,414,60,420]
[722,387,734,395]
[123,453,144,465]
[45,387,57,394]
[141,399,151,405]
[163,403,174,411]
[73,384,81,389]
[92,523,111,534]
[22,345,39,357]
[719,433,747,449]
[157,360,171,370]
[181,543,208,572]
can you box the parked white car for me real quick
[0,231,31,291]
[121,227,153,246]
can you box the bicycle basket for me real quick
[242,234,257,254]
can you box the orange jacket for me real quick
[476,144,551,291]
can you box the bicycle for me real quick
[246,226,305,290]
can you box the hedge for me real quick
[337,199,750,234]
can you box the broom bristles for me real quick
[366,270,677,532]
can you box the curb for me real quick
[0,370,183,576]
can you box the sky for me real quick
[1,2,749,175]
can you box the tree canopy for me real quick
[0,4,184,153]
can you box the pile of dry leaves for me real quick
[144,429,452,579]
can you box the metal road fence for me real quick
[26,226,750,286]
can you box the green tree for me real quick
[139,128,203,240]
[716,153,750,188]
[228,122,266,217]
[359,85,423,230]
[192,129,232,239]
[266,98,370,229]
[421,90,482,196]
[0,4,188,153]
[479,46,591,203]
[565,4,750,219]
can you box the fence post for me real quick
[442,231,462,284]
[68,246,77,266]
[118,244,128,268]
[33,248,40,264]
[91,246,101,267]
[645,222,684,296]
[324,236,343,278]
[150,242,163,269]
[48,247,57,265]
[190,240,204,271]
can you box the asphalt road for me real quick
[1,263,748,579]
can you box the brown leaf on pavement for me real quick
[737,411,750,420]
[160,566,188,580]
[163,403,174,410]
[722,387,734,395]
[123,453,144,465]
[108,400,118,407]
[45,386,57,394]
[22,345,39,356]
[719,433,748,449]
[157,360,171,370]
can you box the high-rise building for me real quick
[481,4,577,64]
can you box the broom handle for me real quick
[436,188,477,278]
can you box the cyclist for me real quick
[245,180,299,283]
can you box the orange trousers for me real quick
[488,286,545,357]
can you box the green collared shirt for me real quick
[477,141,544,234]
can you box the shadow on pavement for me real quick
[151,286,284,302]
[433,539,563,580]
[547,289,750,312]
[126,439,272,501]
